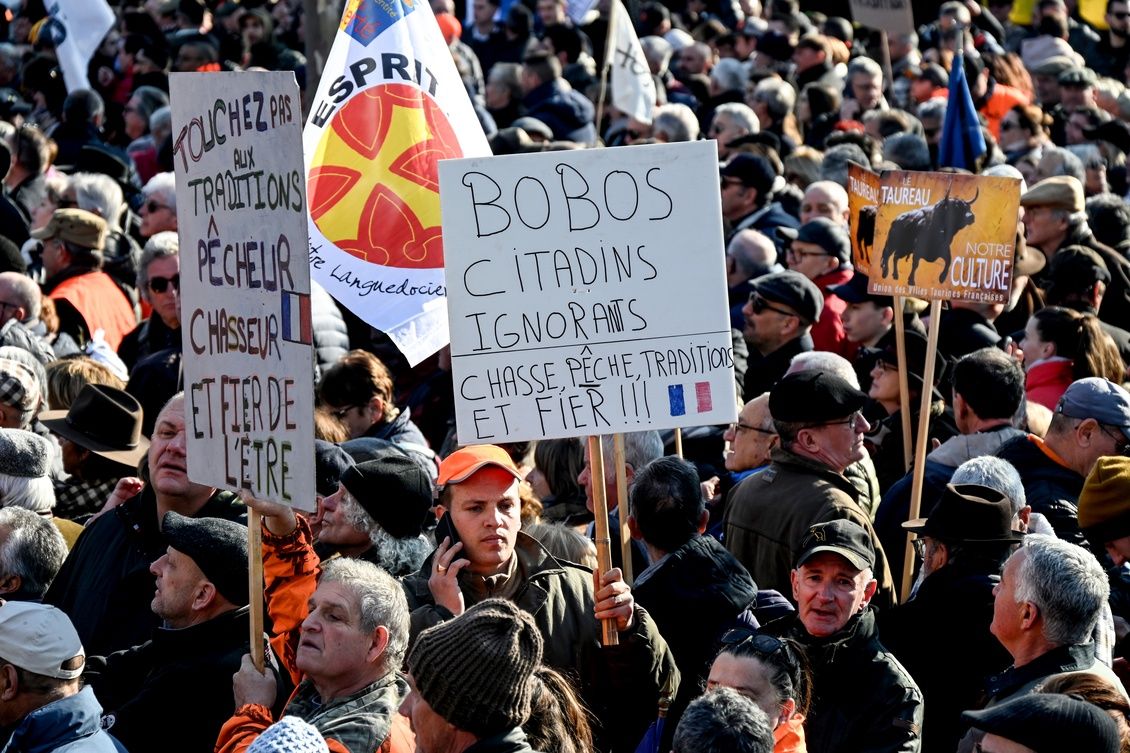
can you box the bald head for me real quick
[801,181,850,225]
[0,272,39,324]
[726,229,779,286]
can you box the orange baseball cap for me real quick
[438,445,522,486]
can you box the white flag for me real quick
[610,0,655,125]
[43,0,114,93]
[303,0,490,366]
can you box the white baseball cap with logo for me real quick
[0,601,85,679]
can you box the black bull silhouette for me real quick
[856,205,877,269]
[879,189,979,286]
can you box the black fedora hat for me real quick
[40,384,149,468]
[903,483,1024,543]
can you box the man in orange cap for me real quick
[401,444,680,753]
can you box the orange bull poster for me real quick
[847,162,880,277]
[867,171,1021,303]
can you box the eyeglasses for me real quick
[748,293,797,318]
[144,199,172,214]
[148,274,179,294]
[820,412,867,431]
[1099,424,1130,456]
[720,628,785,656]
[729,421,776,436]
[912,537,927,559]
[787,246,830,260]
[329,405,364,420]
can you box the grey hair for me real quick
[1040,146,1085,183]
[883,133,931,172]
[640,35,673,74]
[753,78,796,120]
[130,86,169,127]
[727,229,778,278]
[711,59,751,97]
[652,103,700,142]
[673,687,774,753]
[339,489,430,574]
[137,231,180,297]
[150,106,173,145]
[318,557,411,669]
[0,272,42,321]
[1013,534,1109,647]
[143,172,177,214]
[714,102,759,134]
[70,172,125,230]
[597,430,663,471]
[847,56,883,81]
[0,474,55,514]
[820,144,871,185]
[787,351,861,389]
[951,456,1027,518]
[0,506,66,599]
[917,98,947,122]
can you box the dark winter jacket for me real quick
[995,434,1086,546]
[742,333,812,403]
[402,532,680,753]
[0,318,54,365]
[45,487,245,655]
[311,281,349,377]
[85,607,273,753]
[462,729,544,753]
[522,78,596,144]
[117,314,180,373]
[879,559,1013,753]
[763,610,923,753]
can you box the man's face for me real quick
[1022,205,1067,251]
[40,236,67,279]
[790,552,876,637]
[678,46,707,75]
[442,468,521,572]
[916,535,948,580]
[58,437,85,476]
[799,412,870,472]
[297,581,378,680]
[1106,535,1130,567]
[124,96,148,141]
[850,73,882,110]
[473,0,496,25]
[149,399,209,499]
[1065,112,1091,146]
[786,240,835,281]
[710,115,746,158]
[578,445,621,512]
[720,177,754,222]
[536,0,564,26]
[145,254,181,329]
[723,399,777,472]
[150,546,206,627]
[1033,74,1061,106]
[991,549,1027,653]
[139,193,177,237]
[401,674,455,753]
[791,44,822,73]
[1059,84,1094,110]
[842,301,889,344]
[978,733,1038,753]
[1109,1,1130,36]
[174,44,208,72]
[868,359,901,406]
[741,294,796,352]
[318,484,371,550]
[800,186,847,225]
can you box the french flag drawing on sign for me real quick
[695,381,712,412]
[281,291,313,345]
[668,382,713,416]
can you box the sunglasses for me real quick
[721,628,786,657]
[145,199,171,214]
[1112,10,1130,18]
[329,405,364,420]
[748,293,797,318]
[148,274,179,293]
[1099,424,1130,456]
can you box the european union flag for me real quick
[938,55,987,170]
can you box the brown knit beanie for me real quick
[407,598,543,736]
[1079,456,1130,547]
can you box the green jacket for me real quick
[402,532,680,753]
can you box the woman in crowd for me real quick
[999,103,1052,171]
[706,630,811,753]
[1019,306,1125,409]
[527,437,590,527]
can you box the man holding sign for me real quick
[402,445,679,753]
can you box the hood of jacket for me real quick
[3,686,111,753]
[636,534,758,613]
[927,427,1027,467]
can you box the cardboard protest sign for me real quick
[170,71,316,511]
[848,0,915,35]
[847,162,880,277]
[440,141,737,444]
[868,171,1021,303]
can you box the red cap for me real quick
[438,445,521,486]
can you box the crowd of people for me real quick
[4,0,1130,751]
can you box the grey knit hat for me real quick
[247,716,329,753]
[408,598,543,736]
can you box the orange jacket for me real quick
[214,519,415,753]
[980,83,1029,140]
[49,271,136,351]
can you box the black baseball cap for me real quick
[720,153,776,197]
[826,273,893,307]
[797,519,876,571]
[749,270,824,323]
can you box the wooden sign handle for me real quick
[588,436,619,646]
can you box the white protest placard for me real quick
[849,0,916,36]
[440,141,737,444]
[170,72,316,511]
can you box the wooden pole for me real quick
[892,296,913,472]
[613,434,633,585]
[593,0,618,144]
[587,435,620,646]
[674,427,683,458]
[900,299,943,602]
[877,30,896,106]
[248,508,265,672]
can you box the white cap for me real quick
[0,602,85,679]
